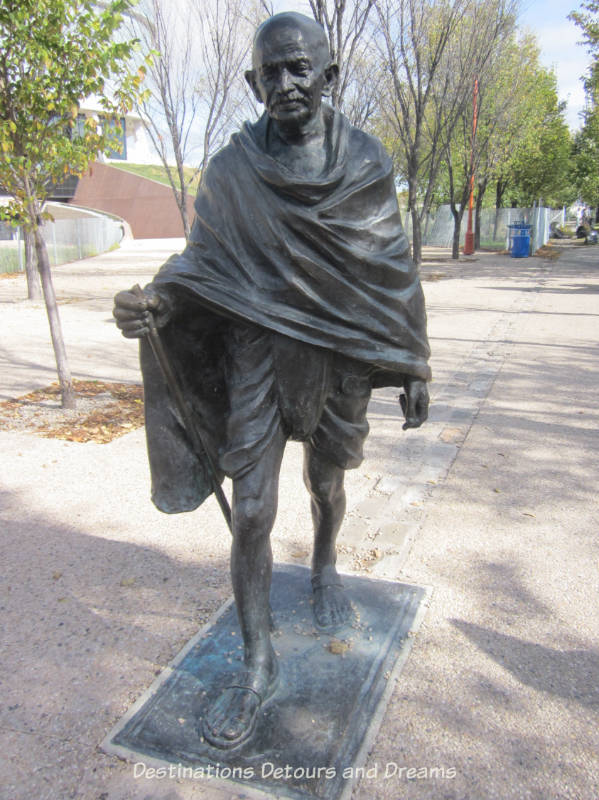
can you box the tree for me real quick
[572,110,599,208]
[434,0,518,258]
[569,2,599,216]
[570,1,599,100]
[474,33,544,242]
[0,0,147,407]
[432,28,572,253]
[129,0,251,239]
[374,0,488,264]
[506,70,572,207]
[308,0,382,126]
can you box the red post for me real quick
[463,77,479,256]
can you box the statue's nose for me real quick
[279,68,293,91]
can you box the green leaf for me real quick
[0,0,144,228]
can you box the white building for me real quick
[76,96,159,165]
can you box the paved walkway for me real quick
[0,240,597,800]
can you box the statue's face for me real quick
[248,21,336,127]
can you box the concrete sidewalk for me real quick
[0,240,597,800]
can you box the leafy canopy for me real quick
[571,109,599,204]
[507,69,573,206]
[570,1,599,100]
[0,0,148,227]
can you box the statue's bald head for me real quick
[246,12,338,129]
[252,12,331,71]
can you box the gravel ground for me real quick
[1,393,115,431]
[1,239,597,800]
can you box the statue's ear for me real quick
[245,70,263,104]
[322,63,339,98]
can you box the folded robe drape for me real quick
[142,106,431,514]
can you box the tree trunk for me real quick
[423,205,434,241]
[407,172,423,265]
[449,195,467,260]
[410,206,423,265]
[451,207,463,260]
[446,155,465,260]
[33,227,76,409]
[24,230,42,301]
[180,193,190,240]
[175,155,190,240]
[475,180,487,250]
[493,178,507,241]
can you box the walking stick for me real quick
[132,285,232,533]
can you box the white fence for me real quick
[0,212,125,274]
[401,205,564,252]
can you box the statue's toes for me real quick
[330,594,352,626]
[202,688,260,748]
[313,586,354,632]
[219,709,251,742]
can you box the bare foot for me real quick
[311,565,353,632]
[201,652,278,750]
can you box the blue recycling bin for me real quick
[508,222,532,258]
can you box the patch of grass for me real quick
[479,240,506,251]
[111,162,201,192]
[0,242,22,273]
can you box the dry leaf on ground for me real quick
[0,379,144,443]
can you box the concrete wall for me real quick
[72,162,195,239]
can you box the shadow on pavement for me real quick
[0,486,230,800]
[451,619,599,708]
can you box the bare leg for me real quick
[303,444,353,631]
[202,427,286,749]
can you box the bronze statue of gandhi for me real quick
[113,11,430,750]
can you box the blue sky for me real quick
[521,0,591,129]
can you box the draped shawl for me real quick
[142,106,431,514]
[154,106,430,380]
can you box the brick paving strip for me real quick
[338,261,553,578]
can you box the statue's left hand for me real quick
[400,377,429,430]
